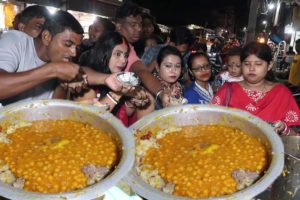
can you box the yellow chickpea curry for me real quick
[136,125,268,199]
[0,120,120,193]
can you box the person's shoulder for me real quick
[230,81,242,88]
[2,30,30,39]
[271,83,291,93]
[184,82,196,90]
[154,44,165,50]
[266,83,294,97]
[146,44,164,54]
[141,44,165,64]
[184,84,197,98]
[0,30,32,45]
[218,81,239,93]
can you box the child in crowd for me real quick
[212,47,243,92]
[144,34,163,54]
[184,52,214,104]
[212,42,300,135]
[78,31,152,126]
[155,45,187,108]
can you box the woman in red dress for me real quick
[212,42,300,135]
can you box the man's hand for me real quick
[51,62,80,81]
[128,87,150,108]
[159,89,171,107]
[105,73,138,95]
[104,73,123,92]
[60,67,89,96]
[271,120,287,134]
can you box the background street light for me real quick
[268,3,275,10]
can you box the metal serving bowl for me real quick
[126,104,284,200]
[0,100,135,200]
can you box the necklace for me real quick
[242,82,268,103]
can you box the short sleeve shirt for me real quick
[0,30,56,105]
[124,44,140,72]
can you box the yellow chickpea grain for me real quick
[141,125,268,199]
[0,120,120,193]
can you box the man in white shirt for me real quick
[0,10,83,105]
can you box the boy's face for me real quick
[47,29,82,62]
[142,18,154,38]
[227,55,242,77]
[19,17,45,38]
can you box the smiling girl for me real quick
[212,42,300,135]
[78,31,151,126]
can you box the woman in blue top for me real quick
[184,52,214,104]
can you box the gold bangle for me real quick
[106,93,118,105]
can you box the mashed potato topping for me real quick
[0,120,120,193]
[136,125,268,198]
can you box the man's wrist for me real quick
[44,63,57,79]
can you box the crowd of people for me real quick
[0,2,300,135]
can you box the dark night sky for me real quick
[132,0,251,30]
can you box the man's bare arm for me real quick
[0,62,79,100]
[0,66,55,99]
[82,67,108,85]
[130,60,161,95]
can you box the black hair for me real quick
[115,2,142,22]
[19,5,50,24]
[157,45,182,66]
[187,52,211,81]
[79,31,129,73]
[142,12,161,36]
[43,10,84,36]
[241,42,275,81]
[240,42,272,64]
[147,34,163,44]
[227,46,242,57]
[169,26,195,47]
[94,17,116,33]
[193,42,207,53]
[142,13,155,25]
